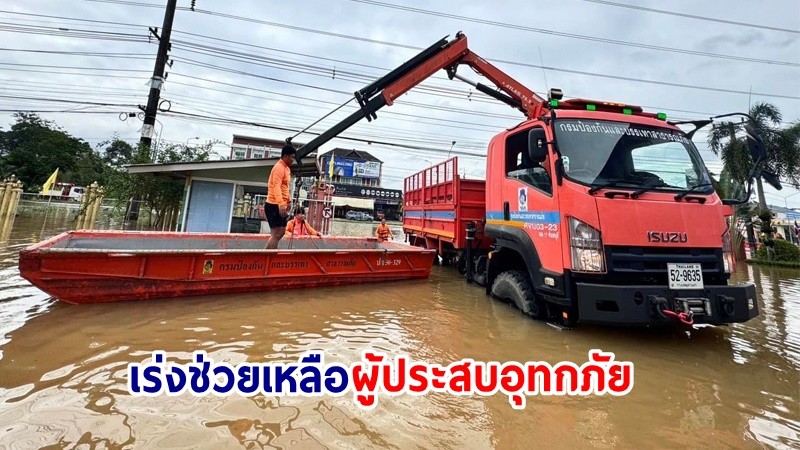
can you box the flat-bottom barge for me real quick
[19,230,436,304]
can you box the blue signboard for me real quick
[323,157,381,179]
[324,157,355,177]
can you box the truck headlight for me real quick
[569,217,605,273]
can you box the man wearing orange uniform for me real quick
[265,145,296,249]
[286,210,321,237]
[375,219,394,241]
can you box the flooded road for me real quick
[0,210,799,449]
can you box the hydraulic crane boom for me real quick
[292,32,545,161]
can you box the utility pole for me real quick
[139,0,178,158]
[129,0,177,224]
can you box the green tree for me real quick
[66,147,108,187]
[105,141,212,229]
[707,102,800,210]
[100,135,135,168]
[0,113,95,190]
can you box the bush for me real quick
[756,239,800,262]
[747,259,800,269]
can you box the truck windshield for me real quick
[554,119,712,193]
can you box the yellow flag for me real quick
[328,155,335,178]
[41,168,59,194]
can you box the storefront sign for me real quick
[354,161,381,178]
[323,157,381,179]
[331,183,402,201]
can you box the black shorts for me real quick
[264,202,287,228]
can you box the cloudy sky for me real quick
[1,0,798,205]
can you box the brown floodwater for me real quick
[0,209,799,449]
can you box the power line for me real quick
[162,35,792,119]
[0,47,153,59]
[0,56,776,144]
[167,69,522,121]
[4,9,795,99]
[160,77,502,131]
[162,109,489,158]
[0,78,498,150]
[0,61,149,72]
[0,77,724,163]
[0,108,133,114]
[164,95,492,149]
[83,0,165,7]
[170,49,504,105]
[0,94,136,108]
[338,0,799,67]
[0,22,148,42]
[577,0,800,34]
[170,15,799,99]
[0,79,146,93]
[0,66,147,78]
[0,9,149,28]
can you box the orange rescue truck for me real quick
[288,32,781,327]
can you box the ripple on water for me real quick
[0,217,799,448]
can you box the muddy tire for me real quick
[491,270,545,319]
[456,256,467,275]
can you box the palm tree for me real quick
[708,102,800,210]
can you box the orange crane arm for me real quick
[294,32,545,160]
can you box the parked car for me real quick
[345,211,374,221]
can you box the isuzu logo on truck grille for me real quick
[647,231,688,243]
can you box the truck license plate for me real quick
[667,263,703,290]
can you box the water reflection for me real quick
[0,211,797,448]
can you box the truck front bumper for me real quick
[575,283,758,326]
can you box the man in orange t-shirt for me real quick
[265,145,296,249]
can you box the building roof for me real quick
[231,135,307,148]
[319,148,383,164]
[125,155,319,184]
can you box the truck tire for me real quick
[491,270,545,319]
[456,255,467,275]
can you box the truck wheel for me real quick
[456,256,467,275]
[490,270,545,319]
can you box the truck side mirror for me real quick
[761,169,783,191]
[744,124,765,163]
[743,124,782,191]
[528,128,548,163]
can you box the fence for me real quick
[0,177,24,239]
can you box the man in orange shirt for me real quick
[286,209,322,237]
[265,145,296,249]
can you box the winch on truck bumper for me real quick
[575,283,758,326]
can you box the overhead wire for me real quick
[3,9,796,99]
[0,9,150,28]
[0,3,788,171]
[0,47,153,59]
[339,0,799,67]
[166,22,799,100]
[576,0,800,34]
[0,22,148,43]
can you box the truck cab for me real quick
[68,186,85,202]
[481,102,755,326]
